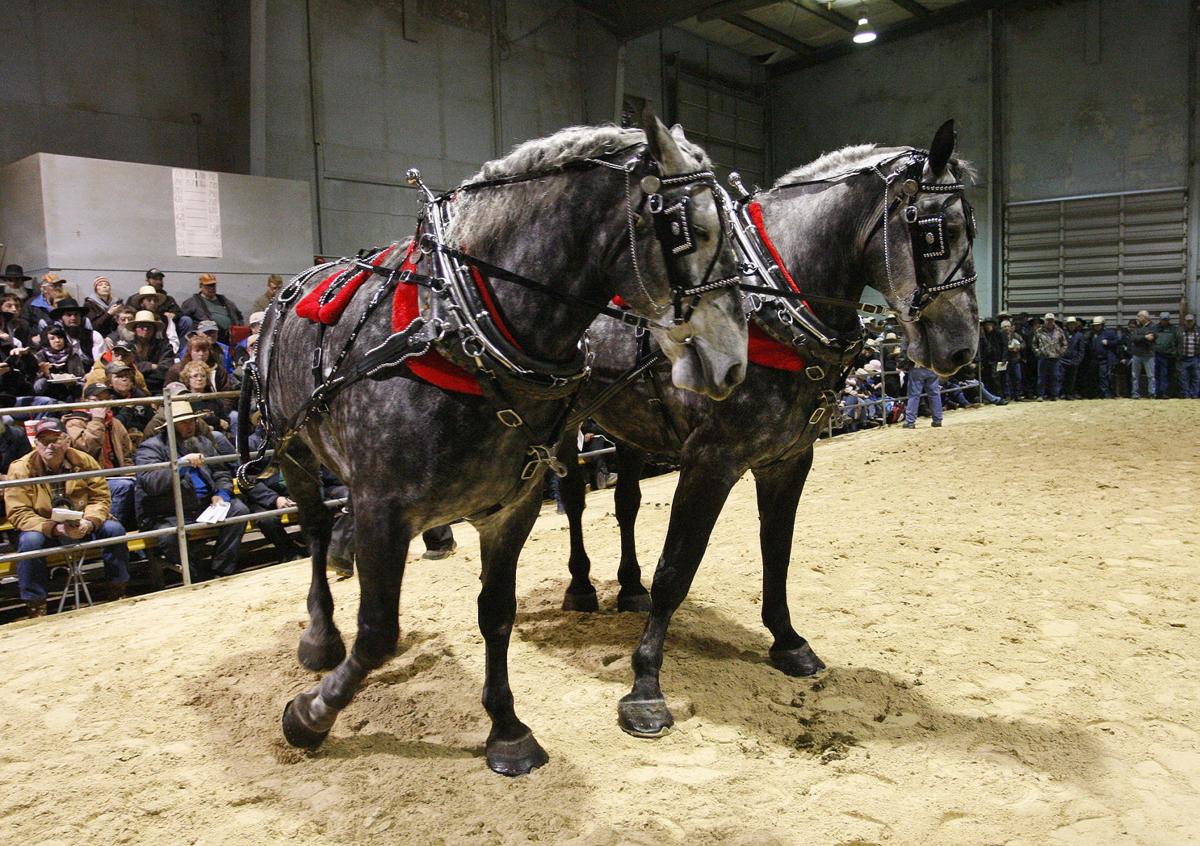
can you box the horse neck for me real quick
[757,175,880,333]
[447,176,625,363]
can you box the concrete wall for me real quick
[0,0,248,173]
[768,0,1194,317]
[0,154,314,312]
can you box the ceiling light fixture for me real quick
[852,5,877,44]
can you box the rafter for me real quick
[697,0,779,22]
[889,0,931,16]
[792,0,857,33]
[725,13,816,54]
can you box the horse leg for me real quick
[752,447,826,677]
[558,438,599,612]
[476,483,549,775]
[280,445,346,672]
[617,456,740,737]
[613,445,650,612]
[282,513,407,749]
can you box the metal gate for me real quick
[668,60,767,190]
[1003,188,1187,322]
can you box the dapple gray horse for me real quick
[554,121,981,737]
[254,116,747,775]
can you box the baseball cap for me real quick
[105,361,134,377]
[1043,312,1056,320]
[83,383,113,398]
[198,273,217,286]
[1186,313,1196,321]
[1092,316,1105,324]
[34,418,64,437]
[196,320,219,334]
[146,268,165,279]
[248,311,266,326]
[1159,311,1171,319]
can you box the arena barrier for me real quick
[0,389,344,606]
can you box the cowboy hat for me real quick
[130,309,161,328]
[158,399,206,428]
[50,297,88,319]
[1,264,32,282]
[134,285,167,308]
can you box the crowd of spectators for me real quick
[0,263,284,619]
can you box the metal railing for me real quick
[0,388,339,594]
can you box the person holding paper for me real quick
[133,400,249,582]
[3,418,129,618]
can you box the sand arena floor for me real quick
[0,400,1197,845]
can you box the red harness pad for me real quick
[746,201,806,371]
[295,245,396,325]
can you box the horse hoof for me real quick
[486,731,549,776]
[561,589,599,613]
[769,643,826,677]
[282,698,330,750]
[616,591,652,613]
[617,694,674,738]
[297,629,346,672]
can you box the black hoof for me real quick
[616,591,652,613]
[297,627,346,672]
[282,697,331,750]
[617,693,674,738]
[561,589,599,613]
[486,730,549,776]
[769,642,826,677]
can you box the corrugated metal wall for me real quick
[1004,189,1187,321]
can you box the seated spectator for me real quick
[232,312,265,369]
[84,276,124,338]
[33,324,87,402]
[0,292,35,347]
[180,320,233,371]
[129,310,175,393]
[62,393,136,529]
[0,343,54,416]
[179,361,231,432]
[86,340,148,392]
[131,284,182,354]
[252,274,283,312]
[182,274,244,345]
[134,400,250,581]
[51,297,104,364]
[4,418,129,618]
[103,306,137,348]
[1,264,34,300]
[167,334,233,395]
[105,362,155,437]
[20,273,65,329]
[126,268,190,337]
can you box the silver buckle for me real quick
[496,409,524,428]
[805,365,825,381]
[809,407,826,425]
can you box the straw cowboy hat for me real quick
[130,309,161,328]
[158,399,206,429]
[134,285,167,308]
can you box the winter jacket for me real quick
[134,430,234,526]
[180,293,245,342]
[1002,331,1024,362]
[1063,329,1089,366]
[978,328,1006,367]
[64,413,134,469]
[3,448,112,535]
[1033,325,1068,359]
[1090,327,1122,361]
[0,423,32,475]
[1153,324,1178,357]
[131,336,176,393]
[1129,323,1156,356]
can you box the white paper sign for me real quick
[172,168,223,258]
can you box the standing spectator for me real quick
[978,317,1006,399]
[1128,310,1157,398]
[21,273,66,330]
[1090,316,1121,399]
[4,418,129,617]
[0,292,35,346]
[252,274,284,312]
[1061,316,1088,400]
[84,276,124,337]
[128,310,175,393]
[903,358,943,429]
[51,297,104,364]
[1033,313,1068,401]
[1018,314,1039,397]
[134,400,250,581]
[61,399,136,529]
[1000,320,1024,400]
[127,269,190,338]
[1178,313,1199,399]
[1152,312,1178,398]
[105,362,155,437]
[33,325,87,402]
[181,274,244,345]
[1,264,34,299]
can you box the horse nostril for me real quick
[725,362,745,387]
[949,348,974,370]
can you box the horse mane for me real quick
[469,124,712,184]
[773,143,977,186]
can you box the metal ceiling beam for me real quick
[792,0,857,33]
[889,0,931,16]
[697,0,780,22]
[725,13,816,54]
[769,0,1036,76]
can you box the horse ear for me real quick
[928,119,956,176]
[669,124,687,145]
[642,105,690,174]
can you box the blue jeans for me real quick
[1037,357,1062,398]
[905,368,942,424]
[1181,355,1200,398]
[1096,357,1116,398]
[1130,354,1155,398]
[980,382,1002,404]
[107,477,136,529]
[1154,353,1174,397]
[1005,361,1023,399]
[17,519,130,602]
